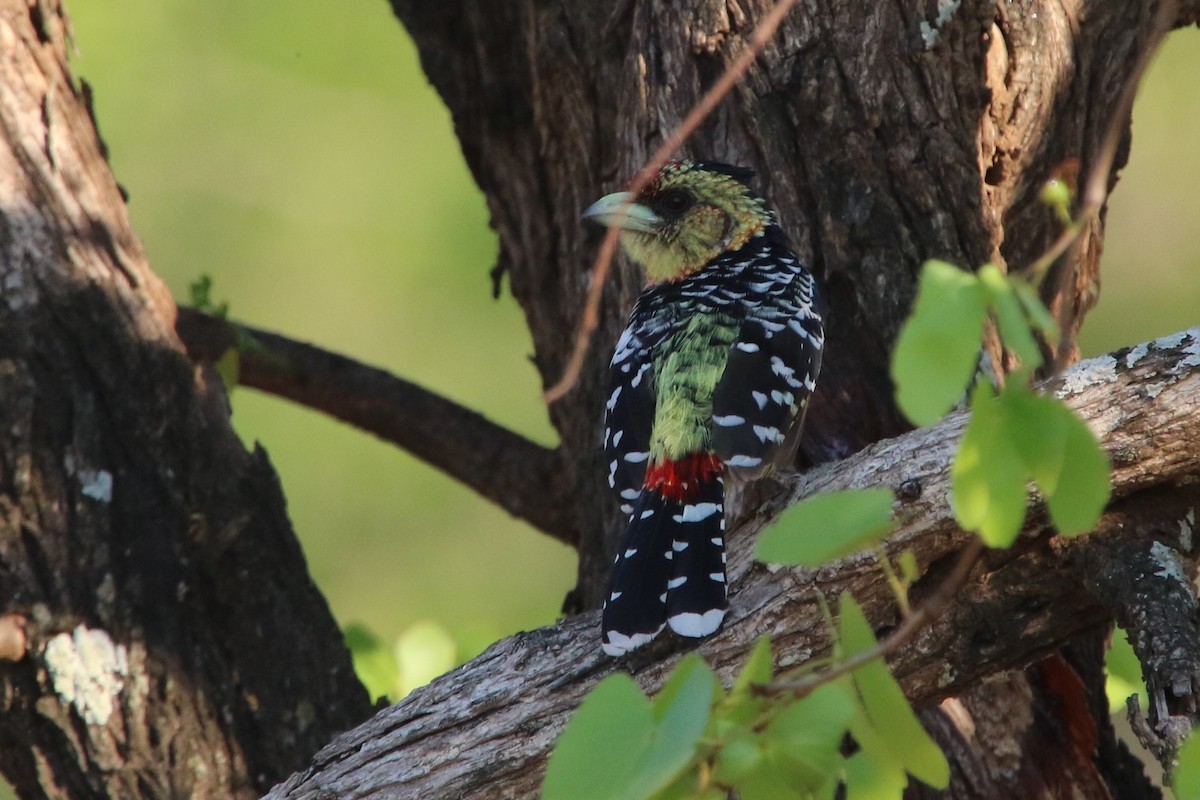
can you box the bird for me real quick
[582,160,825,657]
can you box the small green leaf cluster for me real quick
[189,274,229,318]
[189,274,242,387]
[544,595,948,800]
[892,260,1109,547]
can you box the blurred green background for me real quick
[63,1,1198,692]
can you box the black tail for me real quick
[601,475,726,656]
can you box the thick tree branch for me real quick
[175,308,577,547]
[265,329,1200,799]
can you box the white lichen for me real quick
[44,624,128,726]
[79,469,113,503]
[1150,541,1189,589]
[920,0,962,48]
[1057,354,1118,396]
[1180,329,1200,370]
[1124,342,1151,369]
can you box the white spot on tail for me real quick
[605,385,622,411]
[735,341,760,353]
[679,502,721,522]
[709,572,726,583]
[640,508,654,519]
[624,548,638,558]
[672,540,689,552]
[609,591,623,601]
[770,356,796,380]
[752,391,768,409]
[668,609,725,638]
[713,414,745,427]
[602,626,663,657]
[667,576,687,589]
[726,455,763,468]
[753,425,782,443]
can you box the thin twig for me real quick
[756,537,987,698]
[543,0,800,403]
[1028,0,1175,284]
[1025,0,1177,367]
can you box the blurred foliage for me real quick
[1087,29,1200,356]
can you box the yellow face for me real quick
[582,161,771,284]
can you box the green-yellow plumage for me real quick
[649,313,739,462]
[582,161,771,284]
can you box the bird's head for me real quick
[582,160,773,284]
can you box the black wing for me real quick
[711,253,824,480]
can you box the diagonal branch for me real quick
[264,329,1200,799]
[175,308,577,547]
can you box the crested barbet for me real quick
[582,160,825,657]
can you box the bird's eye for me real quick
[656,188,694,217]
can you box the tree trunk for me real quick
[0,2,372,797]
[2,0,1197,798]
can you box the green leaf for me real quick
[843,748,909,800]
[839,594,950,789]
[735,757,805,800]
[1174,731,1200,799]
[731,636,773,697]
[892,260,989,426]
[545,658,715,800]
[999,388,1109,536]
[543,674,655,800]
[978,264,1042,367]
[714,734,764,784]
[952,385,1028,547]
[652,655,716,749]
[343,623,400,703]
[757,488,896,567]
[1042,401,1110,535]
[766,682,857,788]
[1001,387,1067,494]
[1012,280,1059,343]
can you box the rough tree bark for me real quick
[1,0,1198,798]
[0,3,372,798]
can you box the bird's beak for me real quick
[581,192,662,233]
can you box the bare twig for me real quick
[1023,0,1177,364]
[175,308,577,547]
[543,0,801,403]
